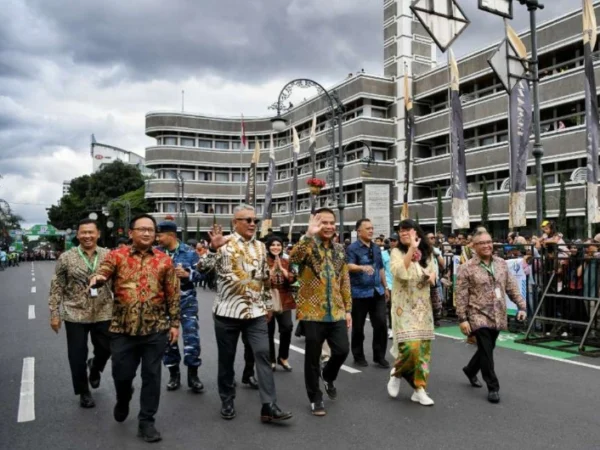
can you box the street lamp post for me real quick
[270,79,345,233]
[176,171,188,242]
[518,0,545,232]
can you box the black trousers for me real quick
[303,320,349,403]
[64,320,111,395]
[464,328,500,392]
[351,293,388,362]
[111,331,168,426]
[214,315,276,405]
[267,310,293,362]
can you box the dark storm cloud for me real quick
[23,0,383,84]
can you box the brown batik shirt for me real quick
[455,255,526,332]
[48,246,113,323]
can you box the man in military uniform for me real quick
[156,221,204,393]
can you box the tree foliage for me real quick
[48,160,151,230]
[436,185,443,234]
[558,174,567,237]
[481,177,489,230]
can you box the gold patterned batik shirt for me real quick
[199,233,272,319]
[289,236,352,322]
[48,246,113,323]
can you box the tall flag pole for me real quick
[261,134,276,237]
[584,0,600,235]
[401,63,413,221]
[449,49,470,231]
[288,127,300,241]
[507,22,532,229]
[308,113,318,214]
[239,115,247,200]
[244,138,260,208]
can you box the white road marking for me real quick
[524,352,600,371]
[32,278,35,282]
[434,332,465,341]
[17,357,35,422]
[31,286,36,293]
[275,339,361,374]
[28,305,35,320]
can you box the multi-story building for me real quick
[91,136,150,176]
[145,1,597,239]
[62,180,71,196]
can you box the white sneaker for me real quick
[411,388,434,406]
[387,368,400,398]
[387,328,393,339]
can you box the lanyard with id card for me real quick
[78,247,99,297]
[480,261,502,300]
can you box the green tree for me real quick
[558,174,567,237]
[48,161,148,230]
[436,185,443,234]
[481,178,489,230]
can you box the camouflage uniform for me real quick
[159,242,202,368]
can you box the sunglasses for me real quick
[235,218,261,225]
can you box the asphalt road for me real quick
[1,261,600,450]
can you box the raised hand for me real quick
[208,224,229,250]
[306,214,323,237]
[409,229,421,249]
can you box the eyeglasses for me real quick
[235,218,261,225]
[132,227,156,235]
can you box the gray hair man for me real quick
[200,204,292,423]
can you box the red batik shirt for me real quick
[96,245,180,336]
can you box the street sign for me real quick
[478,0,513,19]
[410,0,470,53]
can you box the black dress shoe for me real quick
[79,392,95,408]
[187,367,204,393]
[310,401,326,417]
[166,366,181,391]
[113,386,134,422]
[242,376,259,390]
[137,424,162,443]
[260,403,293,423]
[277,358,293,372]
[354,359,369,367]
[87,359,101,389]
[462,367,483,388]
[374,359,391,369]
[488,391,500,404]
[221,400,236,420]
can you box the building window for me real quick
[373,150,387,161]
[215,204,229,214]
[215,141,230,150]
[215,172,229,182]
[181,138,195,147]
[179,171,194,181]
[164,202,178,213]
[156,138,162,145]
[164,137,177,146]
[480,136,495,146]
[372,108,387,119]
[164,169,178,179]
[184,203,195,213]
[232,142,241,150]
[232,173,247,182]
[198,171,212,181]
[198,139,212,149]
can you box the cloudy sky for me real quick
[0,0,573,227]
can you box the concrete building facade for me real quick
[145,2,598,238]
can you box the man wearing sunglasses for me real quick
[200,204,292,424]
[345,218,389,368]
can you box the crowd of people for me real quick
[46,206,539,443]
